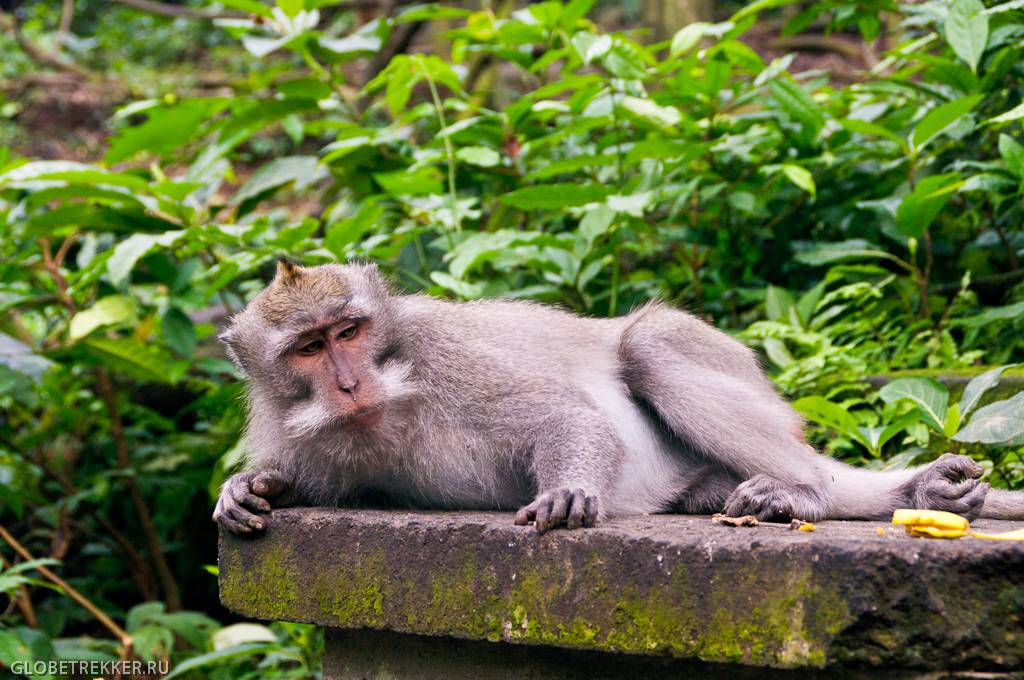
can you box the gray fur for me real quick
[213,264,1024,534]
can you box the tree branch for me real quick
[95,369,182,611]
[110,0,245,20]
[0,9,95,79]
[0,523,131,646]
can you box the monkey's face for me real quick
[282,310,391,434]
[222,261,416,439]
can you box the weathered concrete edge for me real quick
[218,509,1024,670]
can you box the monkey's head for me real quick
[220,261,414,437]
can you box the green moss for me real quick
[220,542,300,621]
[314,551,387,627]
[222,537,852,668]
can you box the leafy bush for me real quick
[0,0,1022,675]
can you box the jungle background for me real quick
[1,0,1023,676]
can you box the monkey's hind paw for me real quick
[723,475,826,523]
[909,453,989,520]
[514,488,599,534]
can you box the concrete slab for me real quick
[219,508,1024,670]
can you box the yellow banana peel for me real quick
[971,528,1024,541]
[891,509,970,539]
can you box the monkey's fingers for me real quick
[535,497,555,533]
[582,495,599,528]
[228,476,272,513]
[934,453,983,481]
[513,504,536,526]
[251,471,291,499]
[214,495,263,534]
[566,489,587,529]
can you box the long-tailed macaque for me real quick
[214,261,1022,534]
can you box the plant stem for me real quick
[95,369,182,611]
[420,60,462,236]
[0,523,132,646]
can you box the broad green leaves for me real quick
[499,183,613,210]
[954,393,1024,444]
[895,174,962,238]
[945,0,988,72]
[69,296,137,341]
[911,95,983,152]
[959,365,1017,416]
[879,378,949,431]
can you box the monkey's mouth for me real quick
[339,404,384,427]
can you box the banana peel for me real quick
[971,528,1024,541]
[891,509,970,539]
[891,508,1024,541]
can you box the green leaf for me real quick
[429,271,487,299]
[837,118,908,151]
[164,643,278,680]
[793,396,865,445]
[618,96,683,132]
[106,99,228,164]
[277,0,303,17]
[794,239,912,269]
[162,307,197,358]
[959,365,1018,416]
[571,32,612,64]
[231,156,326,205]
[731,0,800,23]
[499,183,613,210]
[878,378,950,433]
[895,173,962,238]
[762,337,793,368]
[218,0,274,17]
[69,296,137,341]
[212,623,278,650]
[325,199,384,256]
[373,167,443,195]
[0,629,31,668]
[768,77,824,140]
[781,164,815,198]
[83,337,181,384]
[795,280,826,327]
[670,22,710,57]
[455,146,501,167]
[953,392,1024,445]
[577,205,615,250]
[998,134,1024,177]
[858,413,920,456]
[945,0,988,72]
[944,402,962,438]
[911,94,983,151]
[764,286,794,322]
[107,231,185,288]
[987,102,1024,125]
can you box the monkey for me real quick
[213,260,1024,535]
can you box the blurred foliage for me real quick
[1,0,1023,676]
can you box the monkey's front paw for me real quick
[514,488,599,534]
[910,453,989,520]
[723,475,826,522]
[213,470,293,535]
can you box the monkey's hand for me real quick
[907,453,989,520]
[213,470,293,535]
[723,475,829,522]
[513,487,600,534]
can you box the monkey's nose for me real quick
[338,379,359,394]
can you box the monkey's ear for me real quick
[274,258,304,286]
[218,326,247,371]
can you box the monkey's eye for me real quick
[297,340,323,356]
[336,325,358,340]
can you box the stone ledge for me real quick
[218,508,1024,670]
